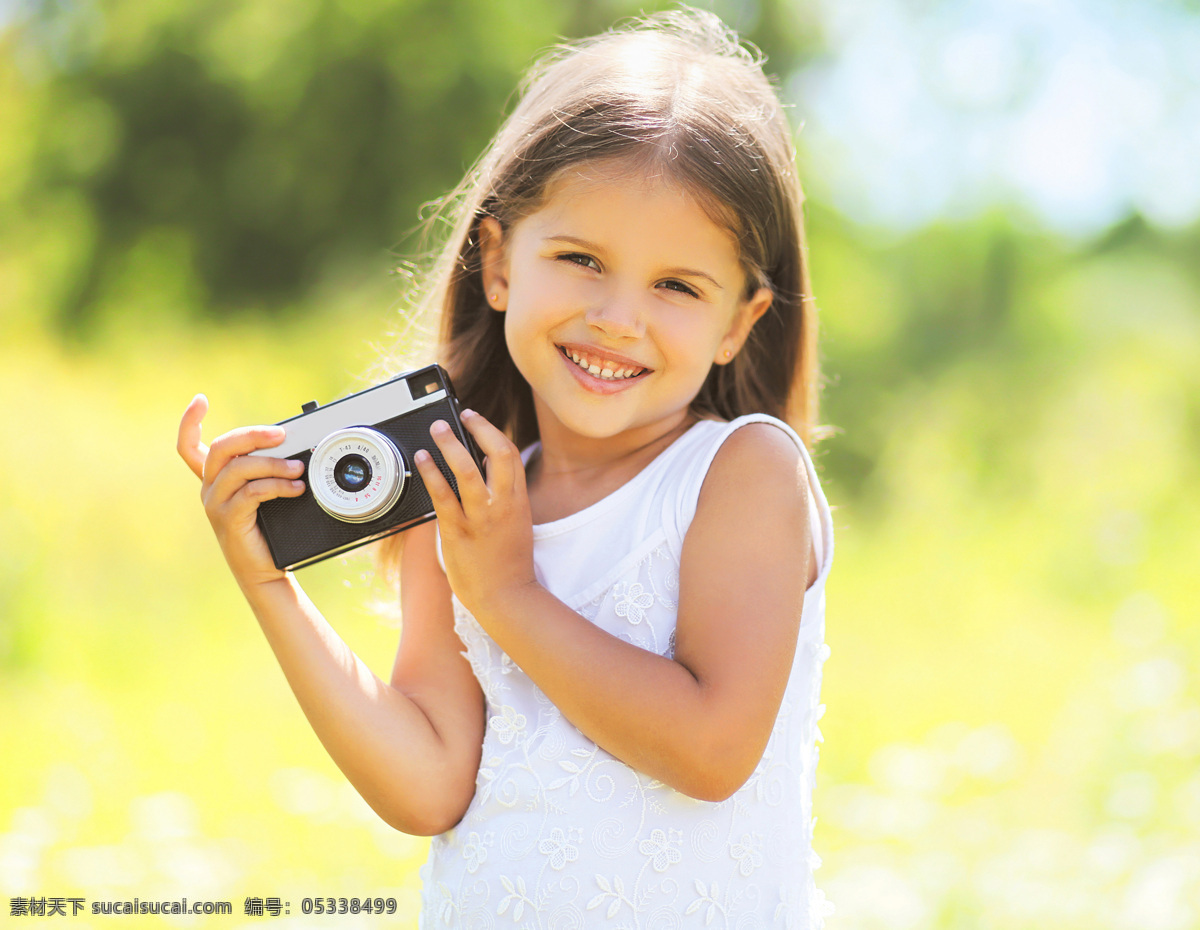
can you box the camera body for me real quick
[250,364,481,571]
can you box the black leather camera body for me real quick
[250,364,481,571]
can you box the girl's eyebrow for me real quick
[545,234,725,291]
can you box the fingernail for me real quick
[414,449,430,464]
[461,408,475,419]
[431,420,449,433]
[291,480,305,490]
[288,460,304,472]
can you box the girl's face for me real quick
[481,162,772,450]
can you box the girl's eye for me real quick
[659,279,700,299]
[558,252,600,271]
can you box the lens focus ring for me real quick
[309,427,406,523]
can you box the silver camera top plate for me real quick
[249,373,448,460]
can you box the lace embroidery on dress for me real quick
[435,551,829,928]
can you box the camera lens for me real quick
[333,454,371,493]
[309,427,407,523]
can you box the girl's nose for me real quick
[584,296,645,339]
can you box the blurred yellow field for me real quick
[3,287,1197,926]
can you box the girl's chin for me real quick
[538,409,637,442]
[533,396,691,446]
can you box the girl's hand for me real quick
[415,410,537,617]
[176,394,307,588]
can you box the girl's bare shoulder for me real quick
[693,421,816,585]
[699,421,810,503]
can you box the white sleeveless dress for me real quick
[421,415,834,929]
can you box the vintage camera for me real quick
[250,364,482,571]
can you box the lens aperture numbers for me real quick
[309,428,406,524]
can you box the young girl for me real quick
[177,9,833,927]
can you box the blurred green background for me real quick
[2,0,1198,927]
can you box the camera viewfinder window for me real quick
[406,371,442,399]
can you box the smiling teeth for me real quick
[566,349,643,380]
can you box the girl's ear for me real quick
[715,287,773,364]
[478,217,509,311]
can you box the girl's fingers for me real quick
[427,419,489,510]
[230,475,309,509]
[204,454,306,510]
[203,424,288,489]
[460,409,521,494]
[413,447,460,520]
[177,394,211,480]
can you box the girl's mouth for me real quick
[557,345,649,381]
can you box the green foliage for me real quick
[2,0,817,337]
[5,0,582,332]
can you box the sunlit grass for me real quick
[1,302,436,926]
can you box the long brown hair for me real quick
[401,8,820,452]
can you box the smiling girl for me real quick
[178,9,833,927]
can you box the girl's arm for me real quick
[177,396,484,835]
[420,411,812,803]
